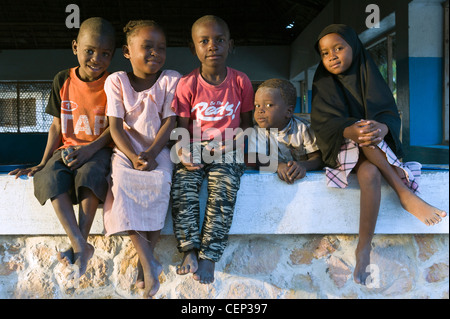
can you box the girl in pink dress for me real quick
[103,20,181,298]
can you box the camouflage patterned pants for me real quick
[171,158,245,262]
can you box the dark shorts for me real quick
[33,147,112,205]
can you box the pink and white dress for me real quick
[103,70,181,235]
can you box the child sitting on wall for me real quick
[248,78,323,183]
[9,17,116,277]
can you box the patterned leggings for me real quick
[171,159,245,262]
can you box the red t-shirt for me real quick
[173,67,254,141]
[45,67,109,148]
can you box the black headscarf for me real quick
[310,24,403,168]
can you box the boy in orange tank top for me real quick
[9,17,116,278]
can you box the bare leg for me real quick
[136,231,161,289]
[129,230,162,298]
[78,187,99,239]
[136,260,145,289]
[56,188,98,270]
[51,192,94,276]
[354,157,381,285]
[361,147,447,225]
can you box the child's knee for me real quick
[357,161,381,185]
[78,186,97,201]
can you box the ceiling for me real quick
[0,0,330,49]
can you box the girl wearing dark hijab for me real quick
[311,24,447,285]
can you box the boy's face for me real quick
[123,26,166,78]
[318,33,353,75]
[72,32,115,82]
[191,21,232,68]
[254,87,293,130]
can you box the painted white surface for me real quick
[1,170,448,235]
[409,0,445,58]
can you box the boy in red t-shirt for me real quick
[171,15,254,284]
[9,17,116,277]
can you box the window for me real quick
[366,33,401,141]
[0,81,52,133]
[367,33,397,101]
[0,97,37,127]
[300,80,308,113]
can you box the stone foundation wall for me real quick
[0,234,448,299]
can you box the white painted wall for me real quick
[409,0,445,58]
[1,170,448,235]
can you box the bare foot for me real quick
[354,245,371,285]
[193,259,215,284]
[57,247,74,267]
[143,259,163,299]
[176,250,198,275]
[399,191,447,226]
[135,259,145,289]
[73,243,94,277]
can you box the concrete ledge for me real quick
[1,169,448,235]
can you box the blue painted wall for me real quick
[295,97,301,113]
[308,90,312,113]
[295,92,313,114]
[409,57,443,146]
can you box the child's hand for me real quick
[8,164,45,179]
[357,120,388,148]
[65,145,95,170]
[135,151,158,171]
[344,120,388,149]
[277,161,306,184]
[343,120,366,143]
[177,146,203,171]
[130,153,144,170]
[204,131,246,156]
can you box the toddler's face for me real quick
[72,32,115,82]
[124,26,167,77]
[191,21,232,68]
[318,33,353,75]
[254,87,292,130]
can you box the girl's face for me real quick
[123,26,166,77]
[318,33,353,75]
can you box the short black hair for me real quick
[258,79,297,107]
[191,15,230,39]
[77,17,115,45]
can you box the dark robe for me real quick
[310,24,403,168]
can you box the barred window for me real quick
[0,81,53,133]
[367,33,397,101]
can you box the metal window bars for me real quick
[0,81,52,133]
